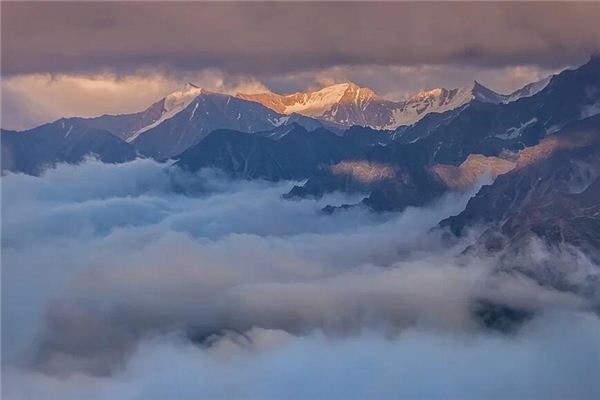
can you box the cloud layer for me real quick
[5,313,600,400]
[2,2,598,76]
[2,159,598,398]
[2,160,599,399]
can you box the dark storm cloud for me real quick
[2,2,599,76]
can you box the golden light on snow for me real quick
[330,160,395,183]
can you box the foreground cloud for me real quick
[2,159,597,398]
[5,314,600,400]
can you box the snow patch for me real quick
[271,116,290,127]
[496,118,538,140]
[188,102,199,121]
[63,125,74,138]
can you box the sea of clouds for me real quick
[2,158,599,399]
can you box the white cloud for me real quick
[1,159,597,398]
[4,314,600,400]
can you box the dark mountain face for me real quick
[1,120,136,175]
[391,106,465,144]
[342,125,394,146]
[287,139,445,212]
[64,99,166,141]
[174,125,367,181]
[438,116,600,298]
[440,116,600,236]
[474,175,600,301]
[493,177,600,262]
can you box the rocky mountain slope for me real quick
[174,125,367,181]
[440,115,600,298]
[130,91,327,159]
[1,120,136,175]
[56,83,204,142]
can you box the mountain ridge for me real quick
[237,77,551,130]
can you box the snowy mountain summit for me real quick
[127,83,205,141]
[238,78,551,129]
[238,82,373,116]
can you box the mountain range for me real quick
[1,69,553,174]
[238,77,551,130]
[2,54,600,306]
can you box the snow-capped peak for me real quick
[471,80,506,103]
[238,81,378,118]
[127,83,204,141]
[125,76,552,137]
[162,83,204,114]
[285,83,351,115]
[282,82,375,116]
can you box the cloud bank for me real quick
[2,2,598,76]
[2,159,598,398]
[5,313,600,400]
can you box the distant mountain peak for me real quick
[471,80,493,94]
[166,83,204,103]
[470,80,505,103]
[336,82,378,103]
[126,83,205,141]
[237,81,379,118]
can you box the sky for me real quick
[1,1,599,129]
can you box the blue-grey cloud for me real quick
[1,159,596,398]
[4,314,600,400]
